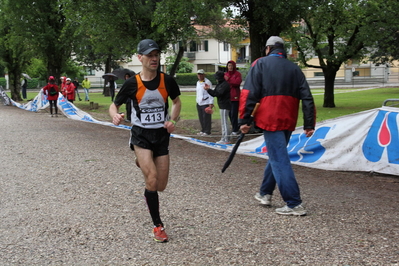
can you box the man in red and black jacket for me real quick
[240,36,316,216]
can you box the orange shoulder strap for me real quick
[135,73,168,104]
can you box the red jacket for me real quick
[62,82,76,101]
[43,83,59,101]
[224,60,242,102]
[239,49,316,131]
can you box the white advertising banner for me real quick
[173,107,399,176]
[2,87,398,176]
[3,88,130,131]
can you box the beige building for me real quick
[85,35,394,87]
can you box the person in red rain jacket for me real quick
[63,78,76,103]
[224,60,242,135]
[43,76,59,117]
[60,76,66,95]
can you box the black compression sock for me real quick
[144,189,163,226]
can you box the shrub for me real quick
[0,77,41,89]
[175,73,216,86]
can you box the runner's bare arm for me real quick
[109,103,124,126]
[164,96,181,133]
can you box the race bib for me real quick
[140,107,165,124]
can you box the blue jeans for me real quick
[259,130,302,208]
[84,88,89,101]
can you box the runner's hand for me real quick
[164,121,175,133]
[112,113,124,126]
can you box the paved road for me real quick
[1,103,399,265]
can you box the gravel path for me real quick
[1,104,398,265]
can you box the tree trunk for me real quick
[48,65,62,85]
[47,51,64,85]
[322,67,337,108]
[249,26,268,62]
[169,46,185,77]
[103,55,112,96]
[9,72,22,101]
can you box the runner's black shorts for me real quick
[129,126,170,157]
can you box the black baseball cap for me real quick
[137,39,160,55]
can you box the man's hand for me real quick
[304,129,314,137]
[240,124,251,134]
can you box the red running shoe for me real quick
[153,225,168,243]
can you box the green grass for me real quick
[176,88,399,125]
[14,87,399,125]
[309,87,399,123]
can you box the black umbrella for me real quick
[102,73,118,80]
[112,68,136,80]
[222,103,260,173]
[22,73,32,80]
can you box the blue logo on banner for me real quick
[254,127,330,163]
[59,97,78,115]
[362,110,399,164]
[288,127,330,163]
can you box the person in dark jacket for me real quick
[124,72,133,122]
[21,78,28,99]
[73,77,82,101]
[205,71,231,144]
[240,36,316,216]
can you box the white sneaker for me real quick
[254,193,272,206]
[197,132,204,136]
[275,204,307,216]
[216,140,230,144]
[231,131,240,136]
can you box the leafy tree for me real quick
[4,0,76,86]
[366,1,399,66]
[26,59,47,81]
[225,0,303,61]
[284,0,399,107]
[165,56,193,74]
[69,0,165,95]
[153,0,210,77]
[0,0,32,100]
[0,64,5,76]
[153,0,246,77]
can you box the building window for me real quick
[197,40,209,52]
[223,42,229,51]
[197,64,215,73]
[85,67,95,76]
[190,41,198,52]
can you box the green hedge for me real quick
[0,78,6,88]
[0,74,220,89]
[175,73,216,86]
[0,77,42,89]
